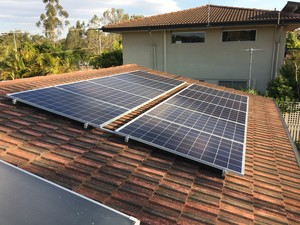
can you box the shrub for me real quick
[90,49,122,69]
[266,74,294,112]
[279,63,300,100]
[242,88,264,96]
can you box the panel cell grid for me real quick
[7,70,184,128]
[117,84,248,175]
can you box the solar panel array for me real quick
[8,70,249,174]
[117,84,248,174]
[7,71,184,128]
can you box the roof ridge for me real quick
[103,4,285,30]
[207,4,278,12]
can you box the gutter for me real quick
[163,30,167,72]
[98,28,102,54]
[270,25,277,80]
[102,19,299,33]
[274,12,284,77]
[148,30,157,70]
[274,100,300,168]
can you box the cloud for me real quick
[0,0,181,34]
[57,0,180,21]
[143,0,180,14]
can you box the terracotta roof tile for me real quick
[1,64,300,224]
[103,5,300,32]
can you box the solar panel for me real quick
[0,160,139,225]
[7,71,184,128]
[116,84,248,175]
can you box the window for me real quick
[172,32,205,44]
[222,30,256,42]
[219,81,247,90]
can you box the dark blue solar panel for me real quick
[10,87,128,126]
[113,73,176,91]
[7,70,184,128]
[59,81,149,109]
[117,84,248,175]
[130,71,184,86]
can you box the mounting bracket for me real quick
[12,99,17,105]
[84,123,89,129]
[222,170,227,177]
[125,135,130,143]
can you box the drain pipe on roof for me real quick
[274,12,284,78]
[98,28,102,54]
[270,26,277,80]
[163,30,167,72]
[149,29,157,70]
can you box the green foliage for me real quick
[62,8,142,66]
[279,63,300,100]
[286,31,300,49]
[0,7,141,81]
[266,74,294,112]
[63,21,90,62]
[89,49,122,69]
[0,39,78,81]
[267,74,294,99]
[266,54,300,111]
[36,0,69,42]
[242,88,264,96]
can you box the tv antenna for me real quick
[207,0,211,26]
[243,48,264,89]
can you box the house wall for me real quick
[122,26,287,91]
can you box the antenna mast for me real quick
[207,0,211,26]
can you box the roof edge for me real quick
[0,64,140,88]
[282,1,300,13]
[103,20,288,32]
[274,100,300,168]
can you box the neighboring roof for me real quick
[102,4,300,32]
[1,64,300,224]
[282,1,300,14]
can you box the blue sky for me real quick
[0,0,292,37]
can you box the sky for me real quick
[0,0,293,37]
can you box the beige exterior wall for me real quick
[122,25,287,91]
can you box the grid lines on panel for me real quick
[7,70,185,128]
[117,84,248,174]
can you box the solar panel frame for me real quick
[7,70,185,129]
[0,160,140,225]
[115,84,249,175]
[7,87,129,128]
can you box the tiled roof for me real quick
[1,64,300,224]
[103,4,300,32]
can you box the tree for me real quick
[286,31,300,49]
[86,15,101,55]
[0,39,78,81]
[99,9,143,52]
[64,21,86,50]
[285,31,300,98]
[36,0,70,42]
[100,8,129,51]
[266,63,300,112]
[101,8,129,25]
[89,49,122,69]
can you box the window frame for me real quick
[222,29,257,42]
[171,31,206,44]
[218,80,248,90]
